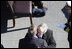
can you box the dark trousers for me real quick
[68,29,72,48]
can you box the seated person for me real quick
[64,15,71,32]
[65,1,71,15]
[37,23,56,48]
[32,1,48,17]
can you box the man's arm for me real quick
[47,30,56,48]
[43,40,49,48]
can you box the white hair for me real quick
[38,23,48,33]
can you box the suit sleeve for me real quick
[19,39,22,48]
[43,40,48,48]
[47,30,56,48]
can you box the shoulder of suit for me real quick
[38,38,46,42]
[46,29,53,34]
[47,29,53,32]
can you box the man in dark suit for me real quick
[64,1,71,48]
[32,1,43,9]
[42,29,56,48]
[37,23,56,48]
[19,26,48,48]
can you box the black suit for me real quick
[19,33,48,48]
[42,29,56,48]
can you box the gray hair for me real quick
[28,26,37,36]
[38,23,48,33]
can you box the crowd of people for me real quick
[1,1,71,48]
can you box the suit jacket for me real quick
[42,29,56,48]
[19,33,48,48]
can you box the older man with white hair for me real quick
[37,23,56,48]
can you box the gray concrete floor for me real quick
[1,1,69,48]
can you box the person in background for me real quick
[65,1,71,20]
[65,1,71,15]
[32,1,48,17]
[68,16,71,48]
[64,1,71,32]
[37,23,56,48]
